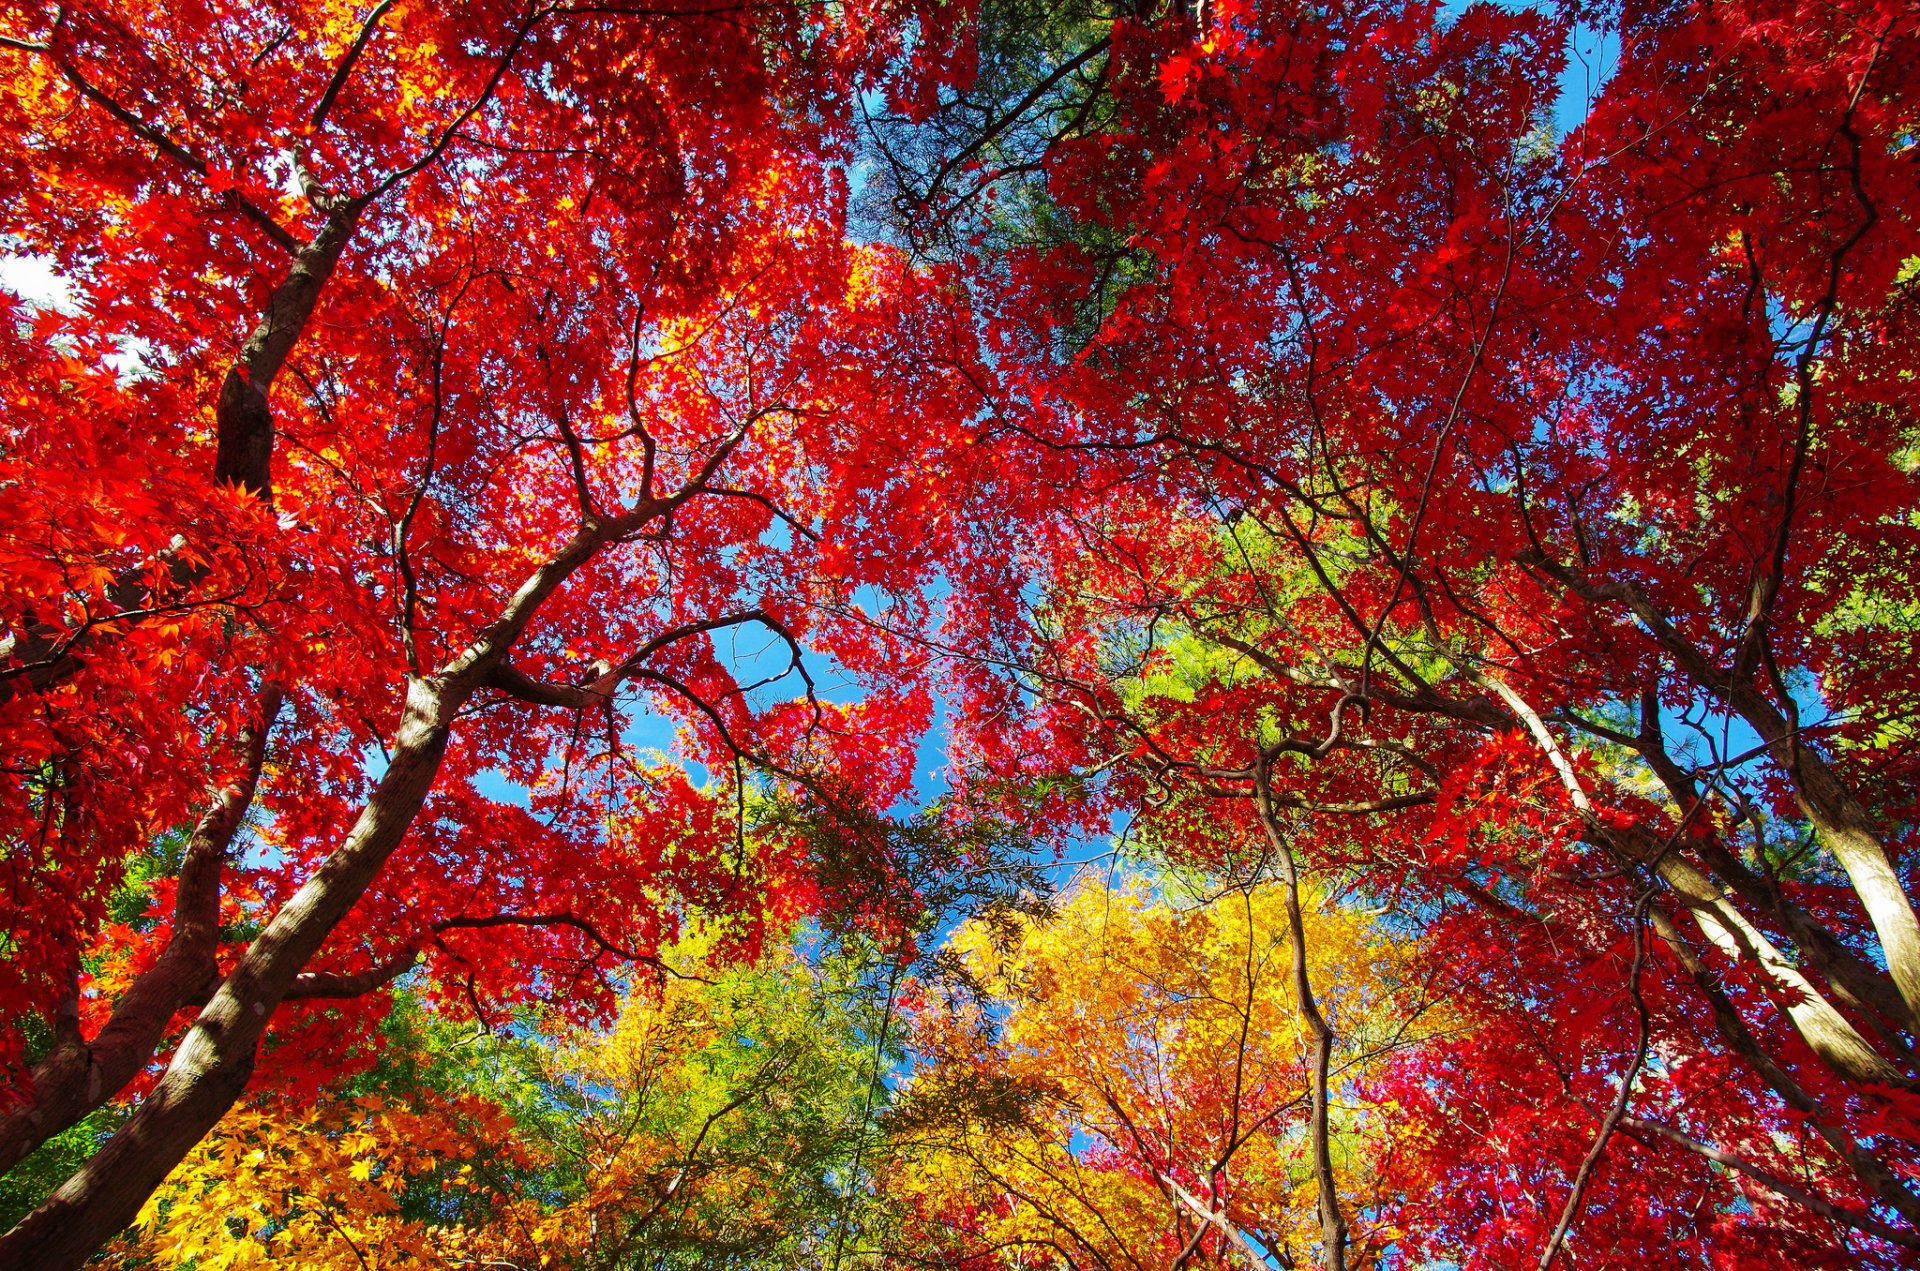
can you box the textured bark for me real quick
[0,516,635,1269]
[0,199,367,706]
[0,1023,262,1271]
[0,687,282,1174]
[0,676,456,1271]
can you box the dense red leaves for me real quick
[4,0,1920,1262]
[923,0,1920,1264]
[0,0,994,1109]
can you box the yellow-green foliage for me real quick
[889,876,1449,1269]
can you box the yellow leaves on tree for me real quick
[106,934,890,1269]
[890,876,1452,1269]
[112,1092,526,1271]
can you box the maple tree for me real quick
[0,0,998,1263]
[104,869,1442,1271]
[111,929,910,1269]
[100,794,1054,1269]
[863,0,1920,1264]
[887,873,1448,1269]
[4,0,1920,1263]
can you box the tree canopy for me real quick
[2,0,1918,1265]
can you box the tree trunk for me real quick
[0,675,455,1270]
[1254,761,1349,1271]
[0,689,281,1174]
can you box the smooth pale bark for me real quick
[1706,666,1920,1032]
[1484,669,1905,1087]
[1673,829,1917,1041]
[1641,841,1904,1086]
[1765,738,1920,1025]
[1630,701,1920,1040]
[1647,903,1920,1229]
[1542,565,1920,1027]
[1162,1172,1269,1268]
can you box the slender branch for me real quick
[1616,1116,1920,1252]
[45,54,299,252]
[1251,761,1348,1271]
[311,0,395,128]
[1537,882,1656,1269]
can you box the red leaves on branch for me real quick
[0,0,999,1258]
[3,0,1920,1263]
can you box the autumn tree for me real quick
[6,0,1920,1264]
[868,0,1920,1263]
[110,929,910,1270]
[102,792,1056,1269]
[0,0,1000,1263]
[102,866,1440,1271]
[887,871,1449,1269]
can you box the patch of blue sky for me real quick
[1436,0,1620,138]
[1551,20,1620,138]
[469,590,891,810]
